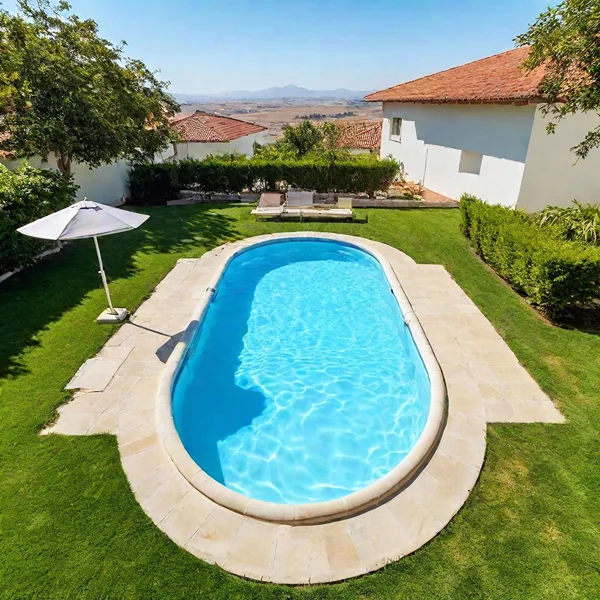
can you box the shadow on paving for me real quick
[0,204,240,379]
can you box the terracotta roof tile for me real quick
[337,121,382,150]
[170,111,266,142]
[365,47,546,104]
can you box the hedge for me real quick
[460,194,600,317]
[128,157,400,204]
[0,163,78,275]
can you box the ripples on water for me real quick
[173,241,430,504]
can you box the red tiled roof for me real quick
[365,47,547,104]
[170,111,266,142]
[337,121,382,150]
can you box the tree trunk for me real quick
[56,154,72,177]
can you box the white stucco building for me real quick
[0,112,273,206]
[366,47,600,210]
[162,111,273,161]
[0,152,130,207]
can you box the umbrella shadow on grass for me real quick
[0,204,240,379]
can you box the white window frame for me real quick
[389,117,402,142]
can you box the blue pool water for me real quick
[173,240,430,505]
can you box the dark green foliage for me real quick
[0,1,179,174]
[0,162,78,274]
[255,121,354,162]
[536,200,600,245]
[279,120,324,157]
[128,157,400,204]
[460,194,600,316]
[516,0,600,159]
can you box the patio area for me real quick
[44,232,561,584]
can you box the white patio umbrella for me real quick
[18,199,149,323]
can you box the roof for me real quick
[365,47,547,104]
[336,121,382,150]
[170,111,266,143]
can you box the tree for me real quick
[320,122,351,164]
[516,0,600,159]
[254,121,354,161]
[279,120,324,158]
[0,1,179,175]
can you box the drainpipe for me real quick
[421,147,429,191]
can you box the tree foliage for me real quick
[279,120,323,158]
[320,121,352,164]
[0,1,179,174]
[516,0,600,159]
[536,200,600,245]
[0,162,77,273]
[255,120,352,162]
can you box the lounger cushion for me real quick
[287,191,314,207]
[259,193,283,207]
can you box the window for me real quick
[459,150,483,175]
[390,117,402,140]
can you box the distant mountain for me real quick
[174,85,372,102]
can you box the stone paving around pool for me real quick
[43,233,564,584]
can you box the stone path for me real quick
[44,233,563,584]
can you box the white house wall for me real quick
[517,109,600,211]
[166,131,273,161]
[1,154,129,206]
[1,130,276,204]
[380,102,537,207]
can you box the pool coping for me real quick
[156,233,448,524]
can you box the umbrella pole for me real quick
[93,236,117,315]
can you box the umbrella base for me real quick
[97,308,129,324]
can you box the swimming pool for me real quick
[171,238,435,509]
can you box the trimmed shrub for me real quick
[0,162,78,275]
[127,162,179,205]
[460,194,600,317]
[128,157,399,204]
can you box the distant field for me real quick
[178,99,382,138]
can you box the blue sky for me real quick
[2,0,554,94]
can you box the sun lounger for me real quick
[252,192,354,221]
[281,207,353,220]
[286,191,314,207]
[251,206,353,220]
[251,206,283,217]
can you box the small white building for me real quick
[366,47,600,211]
[0,151,130,207]
[163,111,273,161]
[1,112,273,205]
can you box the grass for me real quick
[0,205,598,599]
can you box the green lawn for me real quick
[0,205,598,599]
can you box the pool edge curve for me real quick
[156,233,448,525]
